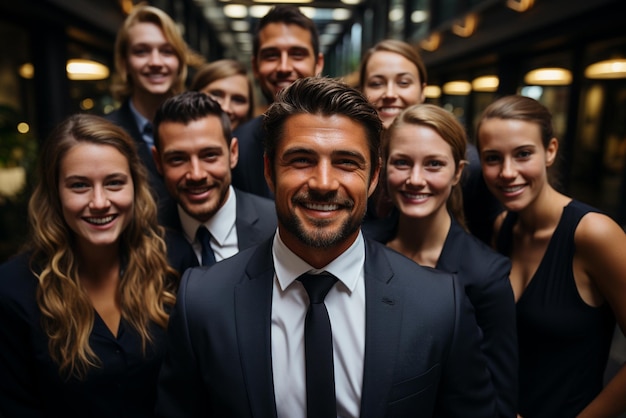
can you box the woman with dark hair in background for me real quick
[0,114,177,417]
[477,95,626,417]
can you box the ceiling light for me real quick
[249,5,271,18]
[332,8,351,20]
[231,20,250,32]
[411,10,429,23]
[66,59,109,80]
[451,14,477,38]
[389,8,404,22]
[253,0,312,3]
[524,67,572,85]
[223,4,247,18]
[419,33,440,52]
[19,63,34,79]
[585,59,626,79]
[300,7,316,19]
[424,85,441,99]
[472,75,499,92]
[442,81,472,95]
[506,0,534,12]
[340,0,362,4]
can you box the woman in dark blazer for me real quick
[0,114,177,417]
[362,103,518,418]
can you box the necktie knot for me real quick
[297,272,338,304]
[196,226,216,266]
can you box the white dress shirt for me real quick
[179,186,239,264]
[271,230,366,418]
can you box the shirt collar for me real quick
[178,186,237,245]
[128,99,151,133]
[272,230,365,294]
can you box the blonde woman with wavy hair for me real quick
[0,114,177,417]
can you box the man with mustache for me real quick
[152,91,276,267]
[155,77,497,417]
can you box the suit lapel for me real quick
[234,189,259,249]
[436,216,461,274]
[360,240,404,418]
[234,240,278,418]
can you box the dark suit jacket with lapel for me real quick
[156,237,498,417]
[158,188,277,269]
[363,210,518,417]
[231,116,274,200]
[104,100,170,206]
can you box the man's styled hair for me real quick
[263,77,382,177]
[253,5,320,61]
[153,91,233,151]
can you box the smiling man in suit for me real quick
[156,77,497,417]
[152,91,277,267]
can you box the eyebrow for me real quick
[283,147,367,162]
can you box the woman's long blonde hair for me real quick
[28,114,176,379]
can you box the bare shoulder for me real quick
[575,211,625,251]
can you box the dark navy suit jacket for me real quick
[363,210,518,417]
[231,116,273,199]
[156,237,498,417]
[105,100,170,206]
[158,188,277,268]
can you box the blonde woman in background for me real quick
[0,114,177,417]
[106,4,200,204]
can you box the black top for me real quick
[0,253,168,418]
[497,200,616,417]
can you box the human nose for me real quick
[148,49,164,66]
[187,157,206,181]
[382,81,398,99]
[308,160,339,192]
[277,52,292,73]
[499,157,517,179]
[406,166,425,186]
[89,185,110,210]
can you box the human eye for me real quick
[232,95,248,104]
[69,181,90,191]
[367,78,384,89]
[106,177,128,190]
[516,148,533,159]
[481,153,501,164]
[260,50,280,62]
[389,158,410,169]
[130,46,149,56]
[397,78,413,88]
[165,154,186,166]
[159,45,176,56]
[289,49,308,60]
[208,90,226,100]
[425,159,446,169]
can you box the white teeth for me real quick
[304,203,338,211]
[381,107,401,115]
[85,215,114,225]
[403,192,429,200]
[502,185,523,193]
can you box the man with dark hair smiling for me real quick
[156,78,497,417]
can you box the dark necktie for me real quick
[297,272,338,418]
[196,226,216,266]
